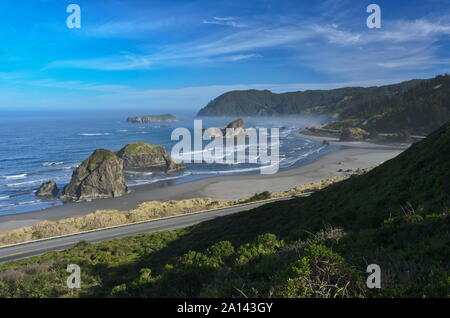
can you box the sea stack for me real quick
[204,118,246,138]
[36,180,58,197]
[116,142,185,173]
[60,149,129,202]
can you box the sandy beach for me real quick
[0,136,408,232]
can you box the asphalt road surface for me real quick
[0,197,295,263]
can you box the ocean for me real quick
[0,110,337,216]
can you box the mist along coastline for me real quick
[0,135,407,233]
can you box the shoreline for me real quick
[0,139,408,232]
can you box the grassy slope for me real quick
[119,142,162,155]
[0,123,449,298]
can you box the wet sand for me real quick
[0,137,408,232]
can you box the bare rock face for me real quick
[60,149,129,202]
[116,142,185,173]
[226,118,244,129]
[340,127,370,141]
[36,180,58,197]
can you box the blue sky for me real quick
[1,0,450,111]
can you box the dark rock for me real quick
[36,180,58,197]
[60,149,129,202]
[116,142,185,173]
[226,118,244,129]
[204,118,246,138]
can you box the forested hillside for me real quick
[198,75,450,135]
[197,79,421,116]
[337,74,450,135]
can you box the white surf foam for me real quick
[78,133,111,136]
[190,166,263,175]
[1,174,27,180]
[42,162,65,166]
[125,171,154,176]
[18,200,41,206]
[6,179,44,187]
[280,145,326,168]
[128,172,191,186]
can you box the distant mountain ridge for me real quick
[198,75,450,135]
[197,79,422,117]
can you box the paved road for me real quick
[0,197,294,263]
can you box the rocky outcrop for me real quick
[204,118,246,138]
[60,149,129,202]
[127,114,178,123]
[226,118,244,129]
[36,180,58,197]
[116,142,185,173]
[340,127,370,141]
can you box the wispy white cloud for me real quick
[44,12,450,80]
[203,16,246,28]
[0,72,128,92]
[46,53,151,71]
[142,25,313,64]
[21,78,127,92]
[373,19,450,42]
[86,19,176,37]
[223,53,262,62]
[310,24,361,45]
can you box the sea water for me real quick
[0,110,336,215]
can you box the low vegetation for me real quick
[0,176,348,247]
[118,142,161,156]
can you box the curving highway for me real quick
[0,197,297,263]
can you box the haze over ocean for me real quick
[0,112,334,215]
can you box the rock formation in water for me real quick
[204,118,246,138]
[126,114,178,123]
[60,149,129,202]
[116,142,185,173]
[36,180,58,197]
